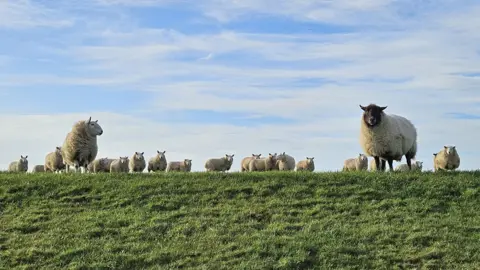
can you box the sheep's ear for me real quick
[141,152,144,155]
[452,146,456,149]
[311,157,314,159]
[25,155,28,159]
[94,120,98,123]
[444,145,448,149]
[87,117,91,123]
[359,105,366,111]
[258,154,262,157]
[379,106,387,111]
[231,154,234,157]
[157,150,160,154]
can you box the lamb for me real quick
[8,155,28,172]
[110,156,129,173]
[166,159,192,172]
[395,160,423,172]
[205,154,234,172]
[62,117,103,173]
[343,153,368,171]
[129,152,146,173]
[295,157,315,171]
[248,153,276,171]
[359,104,417,171]
[32,165,45,173]
[45,146,65,173]
[147,150,167,172]
[240,154,262,172]
[276,152,295,171]
[433,145,460,171]
[89,157,112,173]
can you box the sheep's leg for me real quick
[381,159,386,171]
[406,156,412,170]
[374,156,381,171]
[387,158,394,171]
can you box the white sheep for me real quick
[89,157,112,173]
[248,153,276,171]
[110,156,129,173]
[434,145,460,171]
[240,154,262,172]
[295,157,315,171]
[343,153,368,171]
[32,165,45,173]
[62,117,103,173]
[276,152,295,171]
[359,104,417,171]
[395,160,423,172]
[45,146,65,173]
[147,150,167,172]
[166,159,192,172]
[129,152,146,173]
[205,154,234,172]
[8,155,28,172]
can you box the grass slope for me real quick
[1,171,480,269]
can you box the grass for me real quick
[1,171,480,269]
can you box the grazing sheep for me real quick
[240,154,262,172]
[8,155,28,172]
[395,160,423,172]
[110,156,129,173]
[248,153,276,172]
[166,159,192,172]
[45,146,65,173]
[343,153,368,171]
[434,145,460,171]
[359,104,417,171]
[32,165,45,173]
[205,154,235,172]
[62,117,103,173]
[276,152,295,171]
[147,150,167,172]
[296,157,315,171]
[129,152,146,173]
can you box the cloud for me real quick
[0,0,73,29]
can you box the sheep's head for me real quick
[55,146,62,155]
[276,152,287,161]
[358,153,368,161]
[119,156,128,163]
[225,154,234,164]
[86,117,103,136]
[360,104,387,127]
[444,145,456,155]
[134,152,145,160]
[251,154,261,159]
[20,155,28,164]
[157,150,166,159]
[184,159,192,167]
[416,161,423,169]
[306,157,314,164]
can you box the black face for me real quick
[360,104,387,127]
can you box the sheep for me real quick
[359,104,417,171]
[147,150,167,172]
[295,157,315,171]
[434,145,460,171]
[62,117,103,173]
[32,165,45,173]
[89,157,113,173]
[248,153,276,172]
[166,159,192,172]
[110,156,129,173]
[8,155,28,172]
[240,154,262,172]
[276,152,295,171]
[205,154,235,172]
[343,153,368,171]
[45,146,65,173]
[395,160,423,172]
[129,152,146,173]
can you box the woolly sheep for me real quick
[32,165,45,173]
[110,156,129,173]
[240,154,262,172]
[343,153,368,171]
[147,150,167,172]
[8,155,28,172]
[395,160,423,172]
[248,153,276,172]
[166,159,192,172]
[296,157,315,171]
[434,145,460,171]
[359,104,417,171]
[62,117,103,173]
[205,154,235,172]
[129,152,146,173]
[276,152,295,171]
[45,146,65,173]
[89,157,113,173]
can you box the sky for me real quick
[1,0,480,172]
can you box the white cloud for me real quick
[0,0,73,29]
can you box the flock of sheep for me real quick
[6,104,461,174]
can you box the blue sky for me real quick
[1,0,480,171]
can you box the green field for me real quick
[1,171,480,269]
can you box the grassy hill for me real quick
[1,171,480,269]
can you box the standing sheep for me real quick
[62,117,103,173]
[8,155,28,172]
[343,153,368,171]
[45,146,65,173]
[32,165,45,173]
[166,159,192,172]
[395,160,423,172]
[434,145,460,171]
[359,104,417,171]
[240,154,262,172]
[129,152,146,173]
[205,154,235,172]
[248,153,276,172]
[276,152,295,171]
[147,150,167,172]
[89,157,112,173]
[110,156,129,173]
[296,157,315,171]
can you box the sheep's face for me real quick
[225,154,234,164]
[444,145,456,155]
[184,159,192,167]
[20,155,28,164]
[358,153,367,161]
[157,150,166,159]
[55,146,62,155]
[134,152,144,160]
[120,157,128,164]
[360,104,387,127]
[86,117,103,136]
[252,154,261,159]
[416,161,423,169]
[306,157,314,164]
